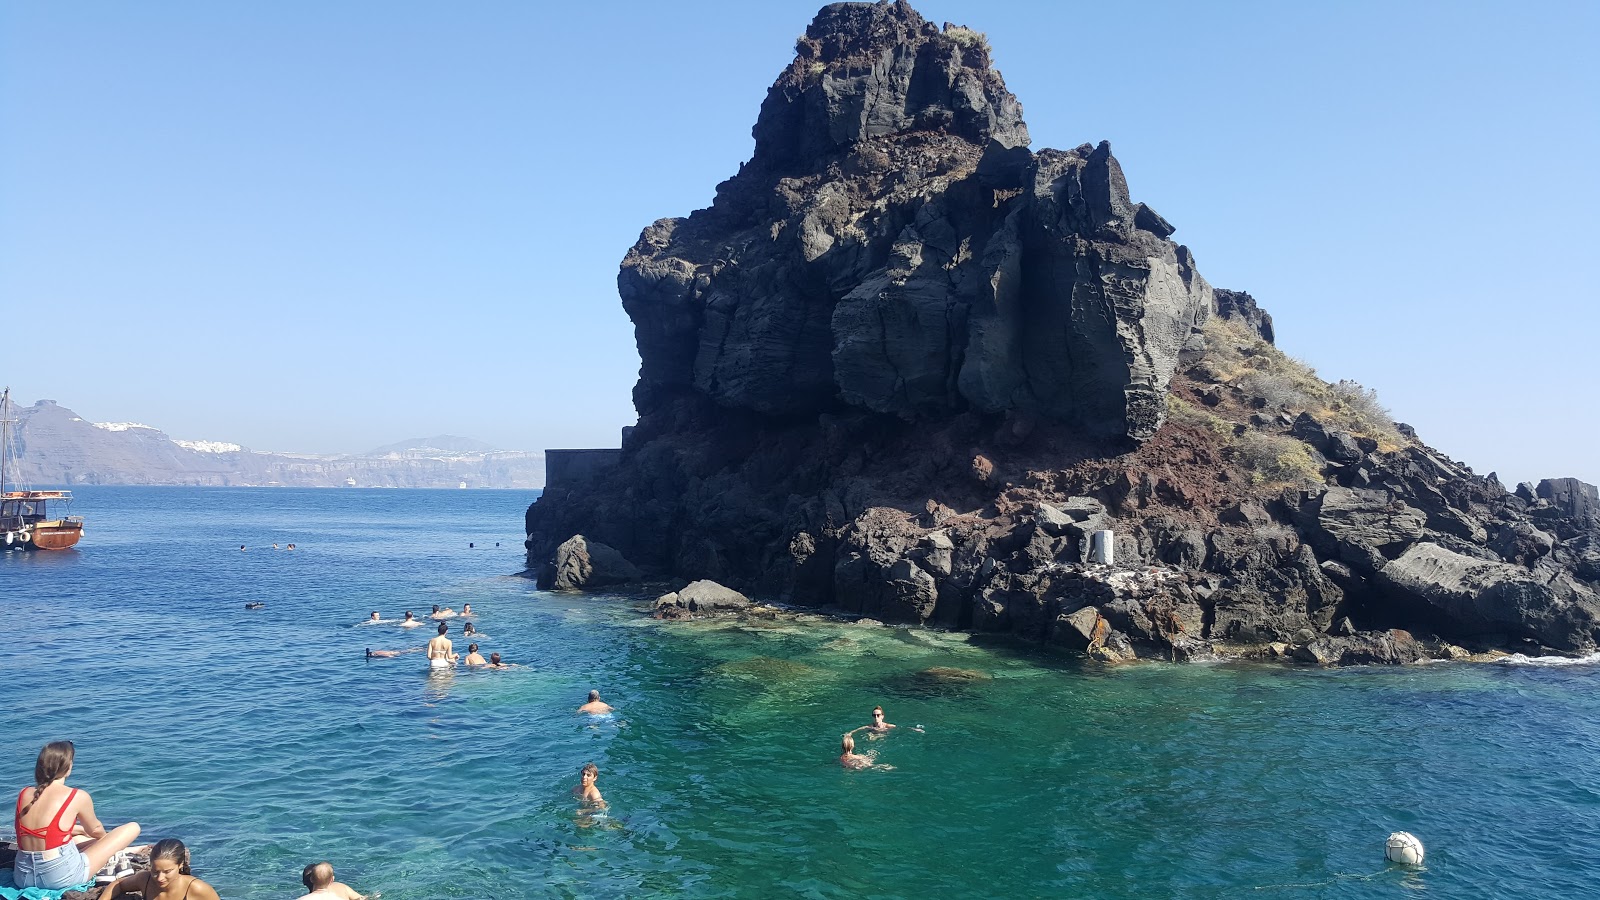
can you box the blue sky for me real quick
[2,1,1595,485]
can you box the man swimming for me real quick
[486,652,517,669]
[577,690,614,715]
[849,705,924,738]
[426,622,457,669]
[573,763,605,807]
[365,611,381,624]
[399,611,421,628]
[461,603,473,617]
[462,643,486,666]
[296,861,364,900]
[366,649,401,659]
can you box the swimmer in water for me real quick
[295,861,364,900]
[363,643,412,659]
[426,622,457,669]
[463,643,486,666]
[239,545,246,551]
[462,622,478,638]
[244,602,265,610]
[365,611,381,624]
[286,544,295,550]
[573,763,605,808]
[486,652,518,669]
[399,611,421,628]
[849,705,923,739]
[461,603,473,617]
[577,690,614,715]
[839,733,877,770]
[272,543,280,550]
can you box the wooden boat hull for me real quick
[7,521,82,551]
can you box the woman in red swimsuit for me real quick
[103,839,220,900]
[12,741,142,890]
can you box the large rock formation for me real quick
[526,0,1600,663]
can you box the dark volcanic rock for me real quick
[619,1,1210,442]
[525,1,1600,666]
[544,535,642,591]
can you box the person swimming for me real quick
[295,861,364,900]
[577,690,614,715]
[838,733,875,770]
[462,644,486,666]
[102,838,220,900]
[366,648,416,659]
[462,622,478,638]
[399,611,421,629]
[426,622,456,669]
[486,652,518,669]
[849,705,923,739]
[364,612,381,625]
[573,763,605,808]
[461,603,473,617]
[244,602,265,610]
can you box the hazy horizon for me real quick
[3,1,1595,484]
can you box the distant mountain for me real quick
[5,400,544,488]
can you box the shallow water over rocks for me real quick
[5,487,1599,898]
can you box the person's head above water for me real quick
[587,690,601,702]
[368,611,379,621]
[432,605,441,613]
[841,733,856,753]
[301,861,335,892]
[463,622,475,634]
[490,652,502,665]
[148,838,193,887]
[404,611,414,621]
[437,622,448,635]
[463,603,472,614]
[468,643,479,653]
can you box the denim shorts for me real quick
[12,841,92,890]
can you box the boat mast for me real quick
[0,387,8,497]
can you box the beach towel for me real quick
[0,871,95,900]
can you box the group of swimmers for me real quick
[9,740,368,897]
[362,604,515,668]
[838,705,923,770]
[238,543,296,551]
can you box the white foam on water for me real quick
[1495,651,1600,667]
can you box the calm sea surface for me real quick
[4,487,1598,898]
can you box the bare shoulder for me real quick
[189,876,222,900]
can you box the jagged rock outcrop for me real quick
[620,0,1209,442]
[525,1,1600,665]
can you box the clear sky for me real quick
[2,1,1595,485]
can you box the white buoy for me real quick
[1090,529,1115,565]
[1385,831,1425,866]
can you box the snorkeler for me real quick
[577,691,614,715]
[573,763,605,807]
[426,622,456,669]
[463,643,486,666]
[399,611,421,629]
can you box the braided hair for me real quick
[20,741,74,816]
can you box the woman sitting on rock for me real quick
[12,740,142,890]
[103,838,220,900]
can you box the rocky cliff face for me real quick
[526,0,1600,663]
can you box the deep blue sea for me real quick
[4,487,1599,898]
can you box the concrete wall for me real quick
[544,449,621,489]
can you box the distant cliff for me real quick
[525,1,1600,664]
[7,400,544,488]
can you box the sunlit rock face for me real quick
[619,0,1210,442]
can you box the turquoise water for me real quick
[4,487,1599,898]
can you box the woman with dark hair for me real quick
[12,741,142,890]
[426,622,456,669]
[103,838,220,900]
